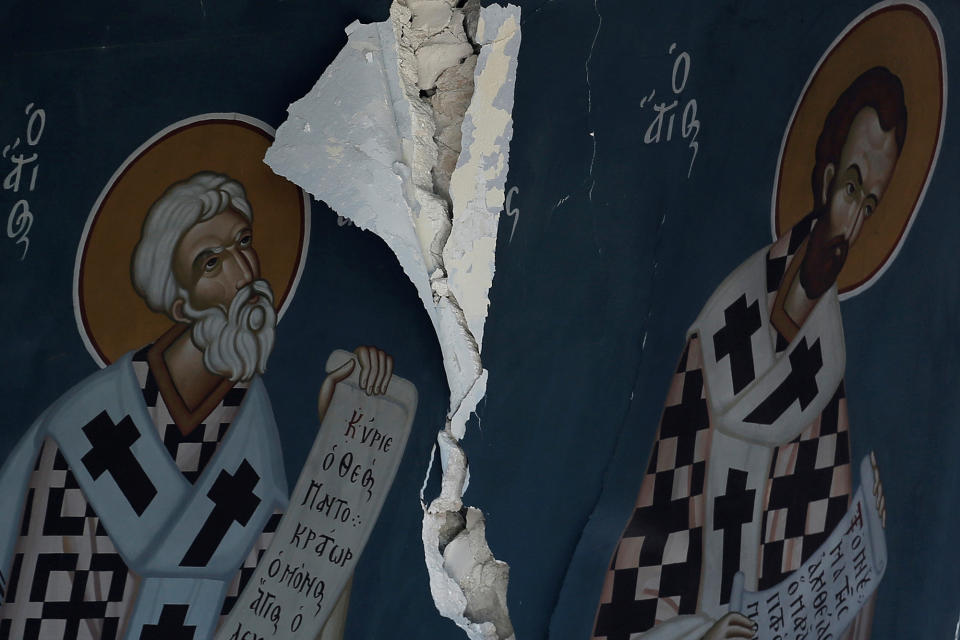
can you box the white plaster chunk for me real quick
[435,294,483,415]
[408,4,473,91]
[444,6,520,351]
[265,19,441,333]
[408,0,455,36]
[463,0,481,41]
[416,38,474,91]
[436,114,464,154]
[416,187,453,268]
[418,7,520,638]
[433,56,478,133]
[450,368,487,441]
[436,429,470,505]
[443,508,514,639]
[432,55,478,200]
[437,428,470,496]
[392,1,454,272]
[263,3,520,639]
[424,434,512,640]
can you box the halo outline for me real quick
[768,0,947,300]
[72,112,312,368]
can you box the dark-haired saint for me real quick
[591,66,905,640]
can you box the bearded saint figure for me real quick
[592,66,906,640]
[0,172,392,639]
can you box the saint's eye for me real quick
[204,256,220,272]
[845,182,856,196]
[239,234,252,248]
[863,203,875,218]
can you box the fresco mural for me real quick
[1,0,959,639]
[590,4,946,640]
[0,117,415,638]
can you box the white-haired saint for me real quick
[0,172,392,639]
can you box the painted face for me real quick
[801,107,899,298]
[172,209,262,311]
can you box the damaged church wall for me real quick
[265,1,520,637]
[1,0,960,639]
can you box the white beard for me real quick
[182,279,277,382]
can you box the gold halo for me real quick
[771,2,946,298]
[74,114,310,366]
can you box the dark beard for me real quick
[798,203,848,300]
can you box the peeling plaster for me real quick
[264,3,520,638]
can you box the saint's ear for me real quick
[821,163,836,206]
[171,298,189,324]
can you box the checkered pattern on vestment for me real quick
[757,383,851,590]
[593,335,712,640]
[758,212,852,587]
[131,346,247,484]
[1,347,278,638]
[0,439,135,640]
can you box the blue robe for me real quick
[0,350,289,639]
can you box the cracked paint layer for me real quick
[263,2,520,638]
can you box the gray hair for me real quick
[131,171,253,317]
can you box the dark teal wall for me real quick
[1,1,957,638]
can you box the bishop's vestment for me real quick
[593,217,870,640]
[0,328,289,639]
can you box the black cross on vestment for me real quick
[713,469,756,605]
[140,604,196,639]
[180,459,261,567]
[713,294,763,394]
[744,337,823,425]
[81,411,157,516]
[623,501,690,567]
[661,369,709,437]
[659,369,710,470]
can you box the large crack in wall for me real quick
[396,3,513,637]
[263,3,521,638]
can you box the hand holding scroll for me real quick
[318,346,394,423]
[702,613,757,640]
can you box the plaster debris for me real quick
[432,54,477,204]
[443,507,513,637]
[444,2,520,350]
[264,2,520,638]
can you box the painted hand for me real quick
[353,345,394,396]
[316,347,395,425]
[702,613,757,640]
[870,451,886,528]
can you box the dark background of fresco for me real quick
[0,0,957,638]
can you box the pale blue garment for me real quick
[0,351,289,639]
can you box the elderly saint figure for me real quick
[0,172,391,639]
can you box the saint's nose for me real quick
[836,200,861,240]
[231,248,255,289]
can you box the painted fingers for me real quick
[703,613,757,640]
[354,345,394,396]
[318,359,355,422]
